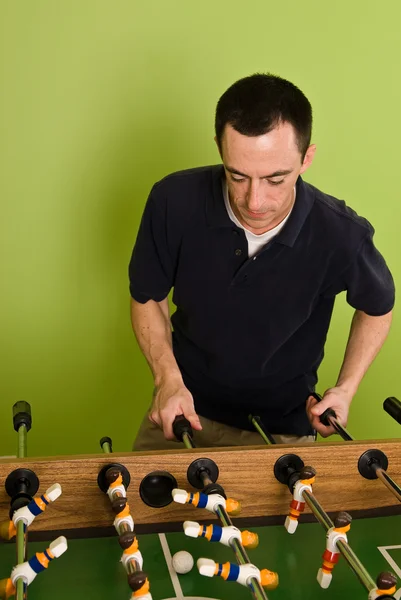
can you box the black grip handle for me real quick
[172,415,193,441]
[383,397,401,425]
[311,392,337,426]
[12,401,32,433]
[100,436,113,451]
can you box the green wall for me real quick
[0,1,400,456]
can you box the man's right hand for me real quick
[149,378,203,441]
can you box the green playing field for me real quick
[1,514,400,599]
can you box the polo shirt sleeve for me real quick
[344,232,395,316]
[128,186,174,303]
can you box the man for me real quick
[129,73,394,450]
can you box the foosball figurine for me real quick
[119,531,143,570]
[112,497,135,533]
[106,468,128,501]
[172,489,241,515]
[317,511,352,588]
[284,466,316,534]
[99,456,153,599]
[173,470,274,598]
[0,536,68,599]
[197,558,279,590]
[368,571,398,599]
[184,521,259,549]
[0,483,62,541]
[128,570,152,599]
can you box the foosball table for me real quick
[1,398,401,600]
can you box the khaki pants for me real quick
[133,412,316,451]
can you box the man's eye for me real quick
[231,176,245,183]
[268,179,284,186]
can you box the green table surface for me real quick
[1,515,401,600]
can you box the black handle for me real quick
[172,415,193,441]
[12,401,32,433]
[311,392,337,427]
[100,436,113,451]
[383,397,401,425]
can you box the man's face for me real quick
[218,123,316,234]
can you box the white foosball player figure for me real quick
[285,466,316,534]
[0,483,62,541]
[172,489,241,515]
[0,536,68,598]
[184,521,258,549]
[197,558,279,590]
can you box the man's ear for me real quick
[300,144,316,174]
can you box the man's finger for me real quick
[310,397,334,417]
[162,419,174,440]
[314,422,336,438]
[307,406,335,438]
[309,412,335,436]
[306,395,317,411]
[149,410,162,427]
[184,409,202,431]
[159,409,182,441]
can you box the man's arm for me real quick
[130,298,202,439]
[307,309,393,436]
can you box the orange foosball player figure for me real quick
[106,468,127,502]
[128,571,152,599]
[368,571,397,599]
[317,511,352,589]
[112,497,134,533]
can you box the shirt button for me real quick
[235,249,242,256]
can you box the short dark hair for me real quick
[215,73,312,158]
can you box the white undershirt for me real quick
[222,181,295,258]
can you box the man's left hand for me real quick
[306,387,353,438]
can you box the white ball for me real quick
[172,550,194,574]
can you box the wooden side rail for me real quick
[0,439,400,533]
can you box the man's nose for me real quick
[246,181,262,211]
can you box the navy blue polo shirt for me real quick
[129,165,395,435]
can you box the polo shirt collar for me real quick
[207,164,315,248]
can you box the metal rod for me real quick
[374,467,401,503]
[198,467,268,597]
[101,443,143,578]
[197,470,269,599]
[16,522,25,562]
[16,519,26,600]
[214,505,269,600]
[18,425,27,458]
[302,490,376,592]
[101,442,112,454]
[16,423,28,600]
[336,539,376,591]
[182,432,194,449]
[109,487,142,577]
[249,416,275,445]
[301,489,333,530]
[117,520,141,574]
[16,578,25,600]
